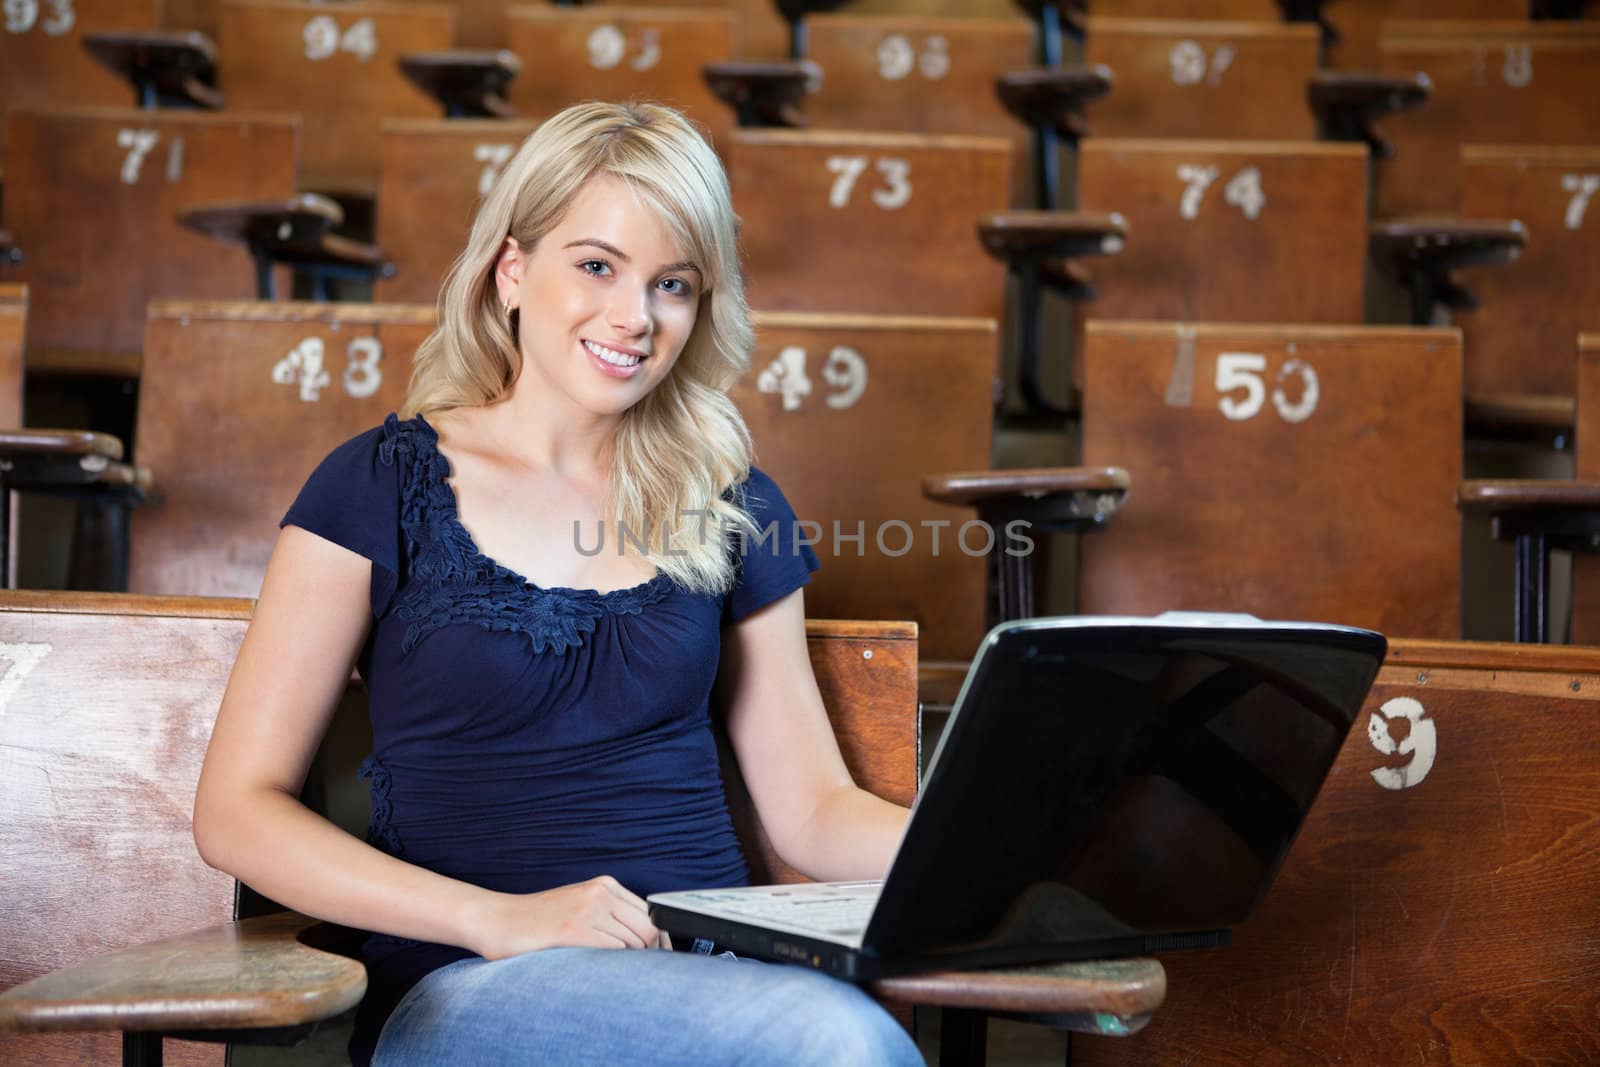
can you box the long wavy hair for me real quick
[402,101,758,595]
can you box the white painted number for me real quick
[273,337,333,402]
[40,0,71,33]
[1169,39,1234,87]
[274,336,385,402]
[587,23,659,71]
[0,643,51,715]
[1562,173,1600,231]
[822,346,868,409]
[876,33,950,81]
[474,143,515,197]
[303,15,378,62]
[758,346,868,411]
[1223,165,1265,220]
[3,0,36,33]
[757,346,813,411]
[116,128,160,185]
[2,0,67,33]
[1368,696,1437,790]
[1502,44,1532,88]
[1177,164,1219,220]
[826,156,911,210]
[343,337,384,399]
[1214,352,1319,423]
[1179,163,1265,220]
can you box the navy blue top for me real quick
[280,414,820,1066]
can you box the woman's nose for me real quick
[607,285,651,334]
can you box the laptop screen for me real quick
[862,616,1386,960]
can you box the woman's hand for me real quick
[465,875,670,960]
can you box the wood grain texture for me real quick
[1084,18,1319,141]
[0,108,299,367]
[730,129,1012,322]
[804,14,1034,204]
[874,957,1163,1018]
[131,301,428,596]
[1071,639,1600,1066]
[1319,0,1523,70]
[1076,139,1368,331]
[0,594,251,1066]
[1454,145,1600,400]
[732,314,997,662]
[374,118,543,305]
[1375,22,1600,218]
[1080,322,1462,638]
[503,7,737,156]
[0,285,24,429]
[217,0,454,196]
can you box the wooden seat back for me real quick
[1072,638,1600,1066]
[131,301,425,596]
[502,7,737,153]
[0,0,155,165]
[802,14,1033,202]
[1076,138,1368,326]
[1454,145,1600,402]
[1376,21,1600,218]
[730,313,996,664]
[1319,0,1523,70]
[0,590,249,1067]
[1083,18,1319,141]
[1084,0,1279,17]
[373,118,541,305]
[0,107,299,375]
[605,0,787,59]
[729,129,1012,321]
[0,286,22,428]
[217,0,454,196]
[1079,322,1461,638]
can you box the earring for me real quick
[503,299,514,319]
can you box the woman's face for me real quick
[496,172,703,419]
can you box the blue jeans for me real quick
[371,946,925,1066]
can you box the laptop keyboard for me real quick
[674,883,880,936]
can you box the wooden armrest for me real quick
[0,428,123,461]
[81,31,224,110]
[1369,217,1526,318]
[177,194,343,249]
[1308,71,1431,159]
[923,466,1129,532]
[398,50,520,118]
[873,956,1163,1035]
[977,212,1126,272]
[0,430,154,501]
[995,65,1113,143]
[280,231,391,271]
[703,60,817,128]
[1458,479,1600,545]
[1464,392,1575,441]
[0,912,366,1035]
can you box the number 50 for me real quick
[1215,352,1318,423]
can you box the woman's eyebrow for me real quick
[564,238,701,277]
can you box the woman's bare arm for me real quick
[718,589,910,882]
[193,526,662,958]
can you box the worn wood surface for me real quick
[721,619,919,886]
[1320,0,1522,70]
[0,0,153,166]
[1076,140,1368,333]
[729,129,1012,322]
[1455,145,1600,401]
[733,313,997,663]
[217,0,453,196]
[0,285,23,429]
[1072,638,1600,1066]
[373,118,542,305]
[503,7,736,155]
[0,108,299,372]
[1084,18,1319,141]
[0,593,253,1065]
[803,14,1034,204]
[1080,322,1462,638]
[131,301,427,596]
[1375,21,1600,218]
[874,957,1163,1020]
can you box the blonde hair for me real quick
[403,101,758,595]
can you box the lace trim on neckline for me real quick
[377,413,673,655]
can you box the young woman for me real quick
[192,102,922,1066]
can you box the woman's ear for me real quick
[493,236,523,307]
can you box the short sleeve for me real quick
[723,466,822,624]
[281,421,404,618]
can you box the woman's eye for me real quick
[659,278,692,296]
[580,260,611,276]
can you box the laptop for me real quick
[648,612,1387,980]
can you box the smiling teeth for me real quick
[584,340,642,367]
